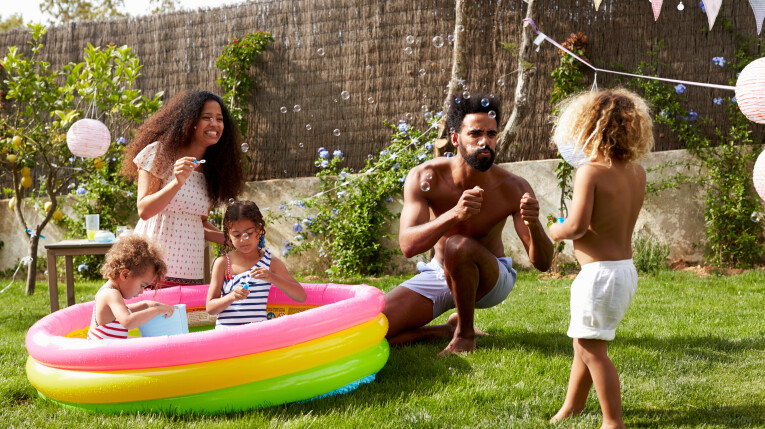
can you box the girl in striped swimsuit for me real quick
[88,235,176,340]
[206,201,306,327]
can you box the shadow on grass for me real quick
[628,404,765,428]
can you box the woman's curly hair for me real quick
[222,201,265,248]
[552,88,654,165]
[121,89,244,206]
[100,234,167,285]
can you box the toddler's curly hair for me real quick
[552,88,654,165]
[100,234,167,285]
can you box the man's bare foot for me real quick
[446,313,490,337]
[438,335,476,356]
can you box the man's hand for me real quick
[453,186,484,221]
[520,192,540,226]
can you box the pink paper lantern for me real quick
[66,119,111,158]
[735,57,765,125]
[754,150,765,201]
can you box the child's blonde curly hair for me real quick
[552,88,654,165]
[100,234,167,285]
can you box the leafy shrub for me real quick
[632,231,670,274]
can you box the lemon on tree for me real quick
[8,197,16,210]
[44,201,53,212]
[93,158,104,170]
[20,166,30,177]
[6,154,17,163]
[11,135,22,149]
[20,176,32,188]
[52,210,64,221]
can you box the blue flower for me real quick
[68,156,76,162]
[77,264,88,272]
[732,96,737,104]
[284,241,294,251]
[712,56,726,67]
[380,150,388,156]
[737,72,741,78]
[425,142,433,151]
[302,216,314,226]
[318,147,326,153]
[699,1,706,13]
[331,208,339,215]
[320,160,329,168]
[294,235,304,241]
[686,110,698,121]
[296,200,306,207]
[116,137,126,145]
[713,97,723,105]
[75,187,87,195]
[398,176,406,185]
[385,196,394,204]
[333,149,344,159]
[319,150,330,159]
[397,123,409,133]
[674,84,687,94]
[279,203,287,211]
[293,222,302,232]
[282,250,289,257]
[337,190,347,197]
[417,153,427,161]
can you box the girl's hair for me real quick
[100,234,167,284]
[222,200,265,248]
[120,89,244,206]
[552,88,654,165]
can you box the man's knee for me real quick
[443,235,477,263]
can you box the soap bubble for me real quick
[424,172,433,180]
[367,96,375,104]
[457,25,465,32]
[488,110,497,119]
[228,198,235,205]
[306,124,312,131]
[497,78,505,87]
[518,94,527,105]
[450,127,456,133]
[419,68,426,76]
[454,97,461,104]
[463,91,471,99]
[341,90,350,100]
[751,212,762,223]
[424,112,433,121]
[368,154,374,160]
[421,104,428,112]
[241,143,249,152]
[293,104,301,113]
[404,47,413,55]
[447,34,454,43]
[481,97,490,107]
[333,129,341,136]
[432,35,445,48]
[284,170,288,174]
[420,181,431,192]
[317,48,325,56]
[405,113,414,122]
[299,142,304,148]
[242,232,250,240]
[280,106,287,114]
[406,35,415,44]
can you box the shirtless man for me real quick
[383,94,554,355]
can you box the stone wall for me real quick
[0,149,705,274]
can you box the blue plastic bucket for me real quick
[138,304,189,337]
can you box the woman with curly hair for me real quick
[121,90,244,287]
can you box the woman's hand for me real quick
[173,156,199,187]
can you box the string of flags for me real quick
[590,0,765,35]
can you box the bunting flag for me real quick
[750,0,765,35]
[652,0,664,21]
[702,0,722,30]
[594,0,602,11]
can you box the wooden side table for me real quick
[44,240,113,313]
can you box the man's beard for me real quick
[459,144,496,172]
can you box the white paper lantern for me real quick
[735,57,765,125]
[66,119,111,158]
[753,150,765,201]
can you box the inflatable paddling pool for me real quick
[25,283,389,414]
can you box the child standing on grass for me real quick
[548,88,654,429]
[88,235,175,340]
[206,201,306,327]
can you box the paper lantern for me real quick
[753,150,765,201]
[66,119,111,158]
[735,58,765,125]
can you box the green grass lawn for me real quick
[1,269,764,428]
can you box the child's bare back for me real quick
[571,160,646,265]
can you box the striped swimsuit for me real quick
[215,249,272,327]
[87,284,130,340]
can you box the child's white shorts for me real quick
[567,259,637,341]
